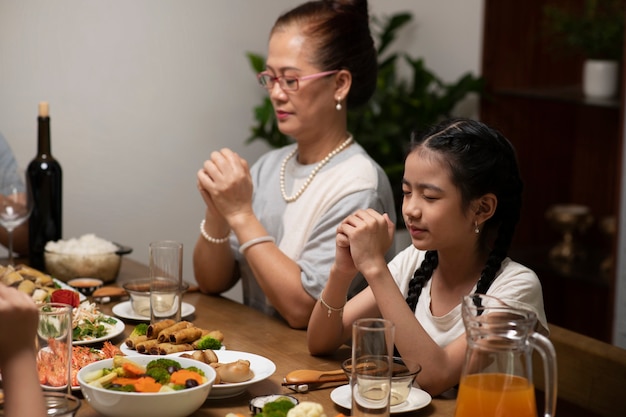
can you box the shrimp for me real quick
[37,339,70,387]
[38,340,124,387]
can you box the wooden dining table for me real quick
[60,258,457,417]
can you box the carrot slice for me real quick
[134,376,162,392]
[122,361,146,377]
[112,377,140,387]
[170,369,203,386]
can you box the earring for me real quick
[335,97,342,111]
[474,221,480,234]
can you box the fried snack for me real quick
[157,321,193,343]
[17,279,36,294]
[0,264,57,302]
[1,268,23,286]
[135,339,160,354]
[214,360,254,383]
[126,320,225,355]
[206,329,224,342]
[152,343,194,355]
[125,335,149,349]
[169,327,203,344]
[146,319,176,339]
[180,349,219,364]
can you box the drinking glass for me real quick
[0,167,32,264]
[36,303,73,394]
[351,318,395,417]
[149,240,183,323]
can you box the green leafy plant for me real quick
[543,0,624,61]
[245,11,484,224]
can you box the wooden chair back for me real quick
[533,324,626,417]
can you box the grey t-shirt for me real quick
[230,141,397,320]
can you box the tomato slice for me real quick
[50,289,80,308]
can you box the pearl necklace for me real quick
[280,135,353,203]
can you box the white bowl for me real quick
[45,250,122,283]
[77,356,216,417]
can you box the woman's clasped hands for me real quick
[197,148,254,226]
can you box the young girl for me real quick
[307,118,548,396]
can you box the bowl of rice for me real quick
[44,234,132,283]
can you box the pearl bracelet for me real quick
[319,291,346,318]
[238,235,275,254]
[200,219,230,244]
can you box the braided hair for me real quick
[405,118,523,311]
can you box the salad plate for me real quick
[112,300,195,321]
[73,314,125,345]
[330,384,432,414]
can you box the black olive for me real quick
[185,379,199,388]
[167,366,177,374]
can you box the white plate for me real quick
[330,384,432,414]
[171,350,276,399]
[112,300,195,321]
[73,315,125,345]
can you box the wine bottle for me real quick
[27,101,63,270]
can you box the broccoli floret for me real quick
[257,398,296,417]
[146,358,181,372]
[194,335,222,350]
[146,367,171,384]
[185,366,205,377]
[130,323,148,337]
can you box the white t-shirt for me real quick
[389,245,549,347]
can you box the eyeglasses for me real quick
[257,70,339,92]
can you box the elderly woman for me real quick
[193,0,395,328]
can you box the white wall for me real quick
[0,0,484,302]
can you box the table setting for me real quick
[1,248,458,417]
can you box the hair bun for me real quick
[326,0,369,17]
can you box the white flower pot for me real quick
[583,59,619,99]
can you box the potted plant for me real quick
[543,0,624,98]
[245,11,484,226]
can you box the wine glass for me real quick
[0,168,32,265]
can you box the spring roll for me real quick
[154,343,193,355]
[157,321,193,343]
[135,339,160,354]
[147,319,176,339]
[169,327,203,344]
[206,329,224,342]
[125,335,148,349]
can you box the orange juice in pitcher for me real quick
[455,294,556,417]
[455,373,537,417]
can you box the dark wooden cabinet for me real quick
[480,0,624,342]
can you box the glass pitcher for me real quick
[454,294,557,417]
